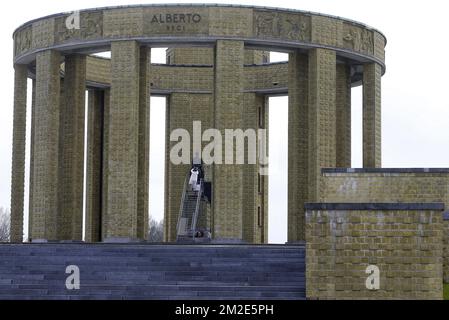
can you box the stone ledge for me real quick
[322,168,449,174]
[305,203,445,211]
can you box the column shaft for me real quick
[10,64,28,242]
[336,64,352,168]
[363,63,382,168]
[308,48,337,201]
[101,89,110,241]
[106,41,140,240]
[137,47,151,240]
[85,90,104,242]
[242,93,266,244]
[213,40,244,241]
[28,80,36,241]
[288,52,309,242]
[31,50,61,241]
[58,54,86,240]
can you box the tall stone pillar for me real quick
[137,47,151,240]
[287,52,309,243]
[336,64,352,168]
[10,64,28,242]
[58,54,86,240]
[85,90,104,243]
[363,63,382,168]
[242,93,267,244]
[28,80,36,241]
[213,40,244,241]
[165,94,191,242]
[308,48,337,202]
[101,88,110,241]
[31,50,61,241]
[106,41,140,241]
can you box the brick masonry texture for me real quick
[442,212,449,284]
[213,40,245,240]
[10,64,27,242]
[336,64,351,168]
[306,206,444,300]
[137,47,151,241]
[308,48,337,202]
[85,90,104,243]
[288,51,308,243]
[106,41,140,240]
[321,170,449,285]
[58,54,86,241]
[31,50,61,241]
[363,63,382,168]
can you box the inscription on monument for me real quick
[144,9,208,35]
[150,13,202,32]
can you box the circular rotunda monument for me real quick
[11,4,385,244]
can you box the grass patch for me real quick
[444,284,449,300]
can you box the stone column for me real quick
[101,88,110,241]
[336,64,352,168]
[213,40,244,242]
[10,64,28,242]
[85,90,104,243]
[363,63,382,168]
[288,52,309,243]
[58,54,86,240]
[242,93,267,244]
[165,94,191,242]
[137,47,151,240]
[308,48,337,202]
[31,50,61,241]
[28,80,36,241]
[106,41,140,241]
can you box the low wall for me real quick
[306,203,444,300]
[321,168,449,286]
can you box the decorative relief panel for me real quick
[32,19,55,49]
[254,10,311,42]
[342,23,373,55]
[55,11,103,43]
[14,26,32,57]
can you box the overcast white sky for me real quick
[1,0,448,243]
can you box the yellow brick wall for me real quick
[306,204,444,300]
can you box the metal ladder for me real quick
[176,173,204,242]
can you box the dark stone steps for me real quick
[0,244,305,300]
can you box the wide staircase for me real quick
[0,244,306,300]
